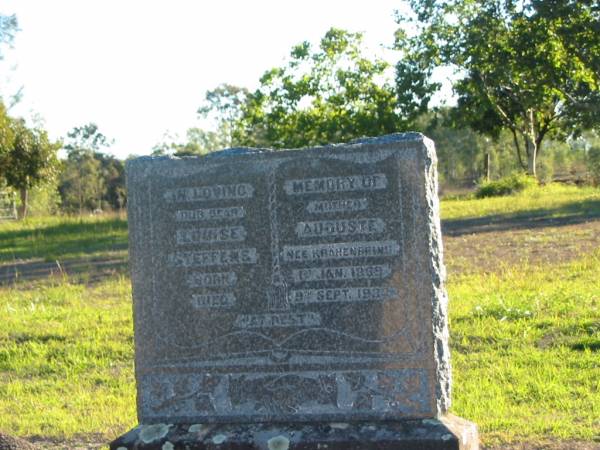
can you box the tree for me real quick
[64,122,112,153]
[0,14,18,61]
[59,151,104,214]
[0,102,13,160]
[151,128,227,157]
[235,28,406,148]
[395,0,600,177]
[59,123,115,213]
[0,118,60,218]
[197,84,249,149]
[93,152,125,210]
[0,14,23,108]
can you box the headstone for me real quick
[111,133,478,449]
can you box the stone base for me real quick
[109,415,478,449]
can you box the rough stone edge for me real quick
[420,136,452,415]
[109,415,479,449]
[441,414,480,450]
[124,132,427,165]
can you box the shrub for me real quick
[586,146,600,186]
[475,173,538,198]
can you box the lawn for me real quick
[0,214,128,263]
[0,184,598,449]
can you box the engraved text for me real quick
[296,218,384,238]
[164,183,254,203]
[284,174,387,195]
[175,206,245,222]
[234,312,321,329]
[191,292,236,308]
[176,226,247,244]
[282,240,400,262]
[168,248,258,267]
[292,264,391,283]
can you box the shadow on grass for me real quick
[0,218,128,262]
[11,333,68,344]
[0,217,129,285]
[0,256,129,286]
[443,199,600,237]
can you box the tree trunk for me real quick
[484,151,491,181]
[18,187,28,219]
[526,137,537,178]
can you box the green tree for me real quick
[0,14,22,108]
[197,84,249,149]
[151,128,227,157]
[64,122,112,152]
[0,118,60,218]
[93,152,125,210]
[59,123,114,213]
[0,102,13,160]
[235,28,406,148]
[0,14,18,59]
[59,151,104,214]
[395,0,600,177]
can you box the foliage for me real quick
[0,13,23,110]
[0,117,61,218]
[2,119,61,190]
[94,152,126,210]
[59,123,125,212]
[21,180,61,216]
[415,109,524,187]
[197,84,249,150]
[0,102,13,159]
[59,150,105,213]
[476,173,538,198]
[234,28,405,148]
[153,127,228,157]
[0,14,18,60]
[395,0,600,177]
[63,122,112,152]
[587,145,600,186]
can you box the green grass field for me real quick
[0,184,598,449]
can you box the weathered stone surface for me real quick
[125,133,451,424]
[109,415,478,449]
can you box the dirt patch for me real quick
[0,432,36,450]
[27,433,107,449]
[0,255,128,286]
[443,218,600,275]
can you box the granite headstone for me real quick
[111,133,478,449]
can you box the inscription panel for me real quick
[127,133,449,423]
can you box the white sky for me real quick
[0,1,418,159]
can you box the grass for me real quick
[0,185,598,447]
[0,214,128,263]
[0,277,136,445]
[442,183,600,220]
[448,254,600,444]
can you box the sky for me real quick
[0,0,415,159]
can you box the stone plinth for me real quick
[110,415,478,449]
